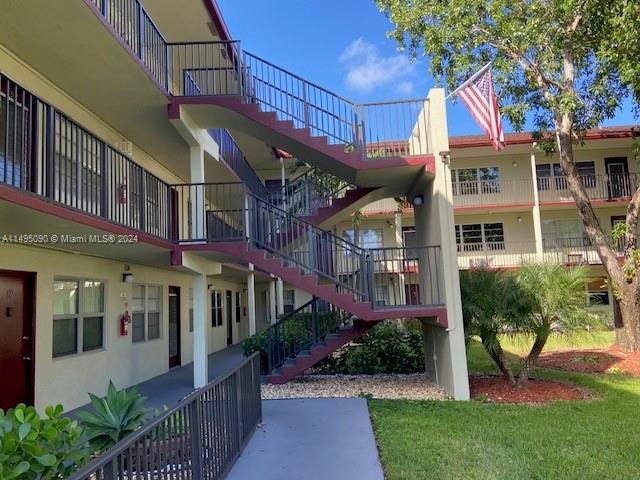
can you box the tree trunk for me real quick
[613,285,640,351]
[555,123,640,350]
[515,334,548,388]
[482,337,515,385]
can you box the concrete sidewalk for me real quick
[227,398,385,480]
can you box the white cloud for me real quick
[338,38,416,94]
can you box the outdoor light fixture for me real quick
[122,272,134,283]
[512,161,518,167]
[412,195,424,206]
[517,216,523,223]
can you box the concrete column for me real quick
[410,89,470,400]
[276,278,284,316]
[247,263,256,335]
[530,144,544,261]
[269,279,277,324]
[190,145,206,240]
[192,272,208,388]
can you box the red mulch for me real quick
[469,376,585,404]
[537,347,640,375]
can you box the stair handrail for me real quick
[245,192,373,302]
[264,297,348,373]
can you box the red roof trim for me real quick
[450,126,640,149]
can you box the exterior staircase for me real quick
[167,43,434,188]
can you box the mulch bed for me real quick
[469,375,586,404]
[537,347,640,375]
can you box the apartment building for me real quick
[0,0,471,412]
[358,127,639,315]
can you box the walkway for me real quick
[227,398,385,480]
[71,344,246,415]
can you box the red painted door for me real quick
[0,272,33,409]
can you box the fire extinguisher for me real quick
[118,184,127,204]
[120,311,131,336]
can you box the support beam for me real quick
[410,88,470,401]
[530,144,544,261]
[269,279,277,324]
[192,272,208,388]
[276,278,284,316]
[247,263,256,335]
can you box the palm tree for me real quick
[460,266,531,385]
[515,263,590,387]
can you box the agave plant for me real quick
[77,381,148,452]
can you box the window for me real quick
[536,161,596,190]
[587,279,610,306]
[343,229,383,249]
[235,291,241,323]
[53,279,105,357]
[542,219,588,247]
[189,288,194,332]
[132,284,162,343]
[455,223,505,251]
[375,285,389,306]
[283,289,295,314]
[211,290,223,327]
[452,167,501,195]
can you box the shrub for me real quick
[76,381,148,453]
[315,322,425,374]
[0,404,90,479]
[242,330,269,374]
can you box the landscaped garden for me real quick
[370,331,640,479]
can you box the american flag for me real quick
[451,64,505,151]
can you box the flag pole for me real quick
[445,61,493,100]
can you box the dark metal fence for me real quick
[67,353,261,480]
[264,298,349,373]
[1,73,174,240]
[171,182,246,243]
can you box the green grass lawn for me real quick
[369,331,640,479]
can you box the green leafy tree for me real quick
[0,404,90,480]
[460,267,532,385]
[515,263,590,385]
[376,0,640,350]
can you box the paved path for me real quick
[227,398,385,480]
[70,344,246,415]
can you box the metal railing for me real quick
[209,129,268,198]
[86,3,433,162]
[68,353,261,480]
[171,182,246,243]
[457,242,538,269]
[367,247,444,307]
[542,236,623,264]
[453,178,535,208]
[537,173,640,202]
[267,169,354,217]
[264,297,349,374]
[246,192,371,302]
[0,73,174,240]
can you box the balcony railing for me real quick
[537,173,640,203]
[0,73,175,240]
[456,237,623,269]
[86,1,432,161]
[453,178,534,208]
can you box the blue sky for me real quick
[217,0,637,137]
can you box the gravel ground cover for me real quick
[262,373,447,400]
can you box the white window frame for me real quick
[52,277,106,358]
[455,222,505,251]
[452,167,501,195]
[211,290,223,327]
[132,283,162,343]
